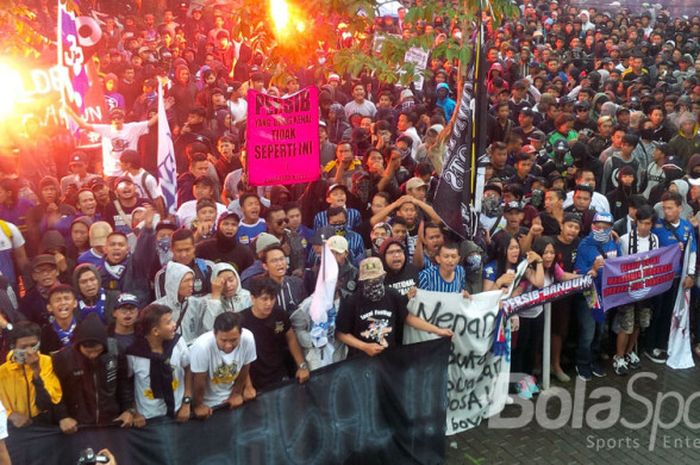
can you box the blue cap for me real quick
[116,293,139,308]
[592,212,614,225]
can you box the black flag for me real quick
[433,25,487,240]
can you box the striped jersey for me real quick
[418,265,466,293]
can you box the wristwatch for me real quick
[182,396,192,405]
[298,362,309,370]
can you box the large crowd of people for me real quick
[1,0,700,460]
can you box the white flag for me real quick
[667,237,695,370]
[309,242,339,324]
[157,82,177,213]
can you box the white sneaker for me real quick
[613,355,629,376]
[625,351,641,369]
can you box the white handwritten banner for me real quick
[404,290,509,435]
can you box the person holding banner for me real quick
[612,205,659,375]
[647,191,696,364]
[574,212,620,381]
[336,257,452,358]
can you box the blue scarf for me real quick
[79,291,107,323]
[51,317,78,347]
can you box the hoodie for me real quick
[73,263,114,324]
[435,82,456,121]
[669,113,700,168]
[202,263,251,332]
[326,103,351,144]
[379,238,419,297]
[606,166,637,221]
[654,179,694,220]
[154,262,221,344]
[51,313,131,425]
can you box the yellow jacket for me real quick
[0,352,62,418]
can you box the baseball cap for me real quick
[156,220,178,232]
[115,293,139,309]
[327,235,349,254]
[592,212,614,225]
[326,183,349,196]
[428,124,445,134]
[406,177,427,191]
[504,201,524,212]
[89,221,113,247]
[328,73,340,82]
[400,89,414,102]
[520,107,534,117]
[528,130,546,142]
[113,176,134,188]
[358,257,386,281]
[563,212,582,226]
[69,152,88,165]
[255,232,281,255]
[31,254,57,270]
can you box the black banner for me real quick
[6,339,449,465]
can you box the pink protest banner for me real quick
[246,87,320,186]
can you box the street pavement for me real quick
[446,359,700,464]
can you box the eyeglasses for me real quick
[275,219,288,226]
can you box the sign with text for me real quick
[405,290,509,435]
[601,245,681,310]
[502,275,594,315]
[246,87,320,186]
[7,338,449,465]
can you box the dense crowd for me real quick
[1,0,700,460]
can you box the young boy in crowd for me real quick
[235,193,267,245]
[126,304,192,424]
[40,285,79,355]
[612,205,659,375]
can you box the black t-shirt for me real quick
[553,236,580,272]
[336,288,408,358]
[539,212,561,237]
[385,264,420,297]
[239,306,291,390]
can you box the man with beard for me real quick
[336,257,452,358]
[379,238,419,298]
[196,212,254,273]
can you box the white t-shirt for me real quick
[93,121,150,176]
[0,400,7,440]
[189,329,256,407]
[228,98,248,124]
[0,221,25,286]
[176,200,228,228]
[619,232,659,256]
[127,337,190,419]
[128,169,163,201]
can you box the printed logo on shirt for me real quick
[360,317,392,348]
[274,321,285,334]
[212,362,239,385]
[142,378,179,400]
[111,137,128,152]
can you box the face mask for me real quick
[157,237,171,253]
[592,226,612,242]
[362,278,386,301]
[372,236,386,253]
[482,198,502,217]
[530,189,544,208]
[332,224,347,236]
[465,254,482,273]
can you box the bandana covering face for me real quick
[362,277,386,301]
[592,226,612,242]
